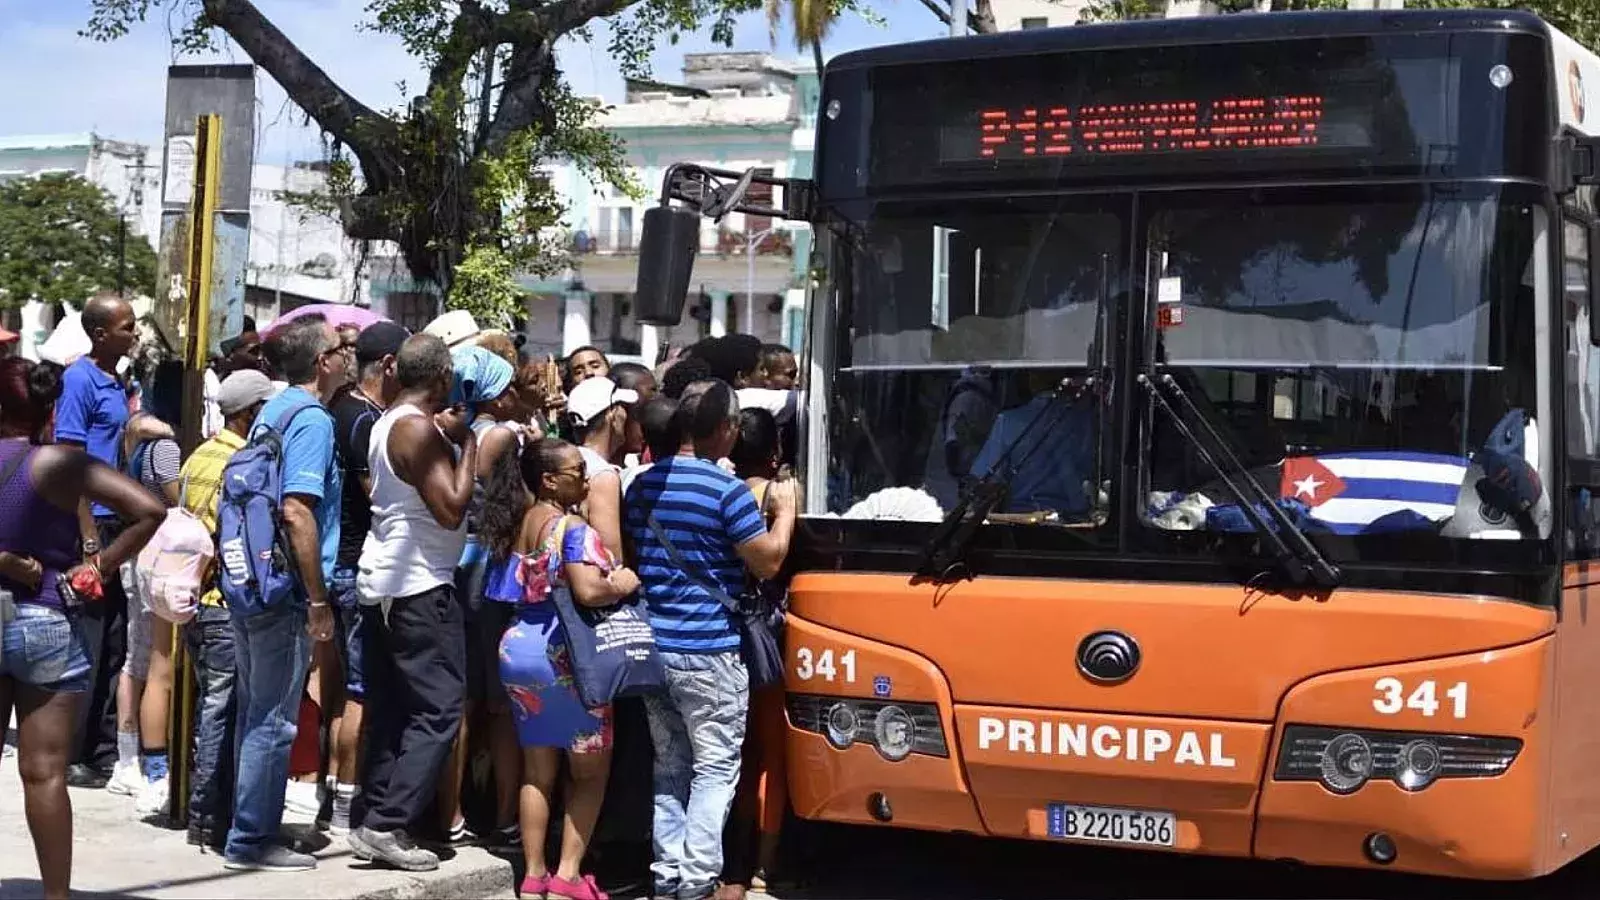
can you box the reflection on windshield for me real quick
[1142,187,1549,540]
[826,196,1119,526]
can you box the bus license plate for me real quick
[1046,803,1176,848]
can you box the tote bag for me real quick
[544,517,665,709]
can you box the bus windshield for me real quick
[824,195,1126,527]
[818,184,1550,544]
[1141,184,1546,541]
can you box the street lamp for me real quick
[745,225,776,337]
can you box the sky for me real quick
[0,0,948,166]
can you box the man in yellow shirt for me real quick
[179,368,273,851]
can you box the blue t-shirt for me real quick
[624,457,766,655]
[251,386,343,584]
[56,357,130,517]
[970,395,1097,519]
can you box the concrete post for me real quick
[710,290,730,338]
[563,288,592,355]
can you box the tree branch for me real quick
[482,39,558,153]
[971,0,997,34]
[427,0,495,98]
[200,0,394,149]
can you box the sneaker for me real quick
[66,764,110,789]
[283,780,321,817]
[484,822,521,849]
[107,760,143,797]
[520,874,549,899]
[548,874,609,900]
[135,776,170,817]
[446,818,476,845]
[223,845,317,872]
[348,826,439,872]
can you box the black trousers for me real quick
[72,518,129,770]
[355,583,467,833]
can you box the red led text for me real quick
[974,95,1325,158]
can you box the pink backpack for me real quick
[133,505,214,624]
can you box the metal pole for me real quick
[949,0,965,36]
[747,226,775,337]
[117,214,126,297]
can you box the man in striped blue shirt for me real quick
[624,378,796,900]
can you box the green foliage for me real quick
[0,173,158,309]
[81,0,882,314]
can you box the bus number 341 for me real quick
[1372,678,1468,718]
[795,648,857,683]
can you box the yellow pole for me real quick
[168,113,222,830]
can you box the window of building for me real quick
[1020,16,1049,29]
[618,207,634,251]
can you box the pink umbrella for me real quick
[263,303,388,335]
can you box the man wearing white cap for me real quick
[422,310,482,350]
[564,376,639,558]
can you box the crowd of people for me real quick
[0,291,805,900]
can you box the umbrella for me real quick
[38,312,91,366]
[263,303,387,336]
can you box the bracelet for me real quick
[309,601,330,608]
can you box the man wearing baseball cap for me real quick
[324,320,409,834]
[423,310,482,350]
[564,375,639,558]
[176,368,276,850]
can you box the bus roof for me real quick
[828,9,1553,73]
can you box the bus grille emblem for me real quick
[1077,631,1141,684]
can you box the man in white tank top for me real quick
[349,334,476,872]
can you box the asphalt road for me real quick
[715,820,1600,900]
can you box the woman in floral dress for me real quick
[480,437,641,900]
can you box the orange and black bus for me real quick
[636,7,1600,879]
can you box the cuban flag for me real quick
[1278,451,1468,534]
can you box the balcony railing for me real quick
[570,228,794,257]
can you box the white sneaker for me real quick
[135,776,170,817]
[284,779,322,817]
[328,790,353,835]
[107,760,143,797]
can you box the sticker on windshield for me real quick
[1157,277,1183,305]
[1158,306,1184,328]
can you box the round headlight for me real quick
[1318,732,1374,795]
[873,705,916,761]
[1395,739,1443,792]
[825,702,859,749]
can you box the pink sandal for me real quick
[519,874,549,898]
[547,874,609,900]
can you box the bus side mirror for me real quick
[1556,133,1600,191]
[636,206,703,326]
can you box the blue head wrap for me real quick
[449,345,515,415]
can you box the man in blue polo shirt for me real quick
[223,312,345,873]
[54,292,141,787]
[624,379,797,900]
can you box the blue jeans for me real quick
[331,566,366,699]
[224,602,309,860]
[644,651,749,900]
[186,605,237,833]
[1,603,91,694]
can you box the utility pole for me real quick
[118,155,160,298]
[950,0,965,36]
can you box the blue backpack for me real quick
[216,399,325,616]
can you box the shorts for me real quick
[2,604,92,694]
[331,566,366,699]
[123,560,153,681]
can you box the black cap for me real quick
[356,321,410,363]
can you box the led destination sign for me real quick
[963,95,1328,161]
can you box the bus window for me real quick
[1142,183,1547,539]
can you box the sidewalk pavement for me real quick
[0,746,515,899]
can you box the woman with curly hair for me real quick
[480,437,641,900]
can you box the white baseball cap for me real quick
[423,309,481,349]
[566,376,639,428]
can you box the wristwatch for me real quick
[82,539,100,556]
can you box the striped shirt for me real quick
[178,429,246,607]
[624,456,766,655]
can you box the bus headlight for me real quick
[873,705,916,761]
[1395,739,1443,792]
[788,694,949,759]
[1275,725,1521,795]
[825,702,859,749]
[1318,733,1374,795]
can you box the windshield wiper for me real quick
[916,376,1098,581]
[1140,373,1340,588]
